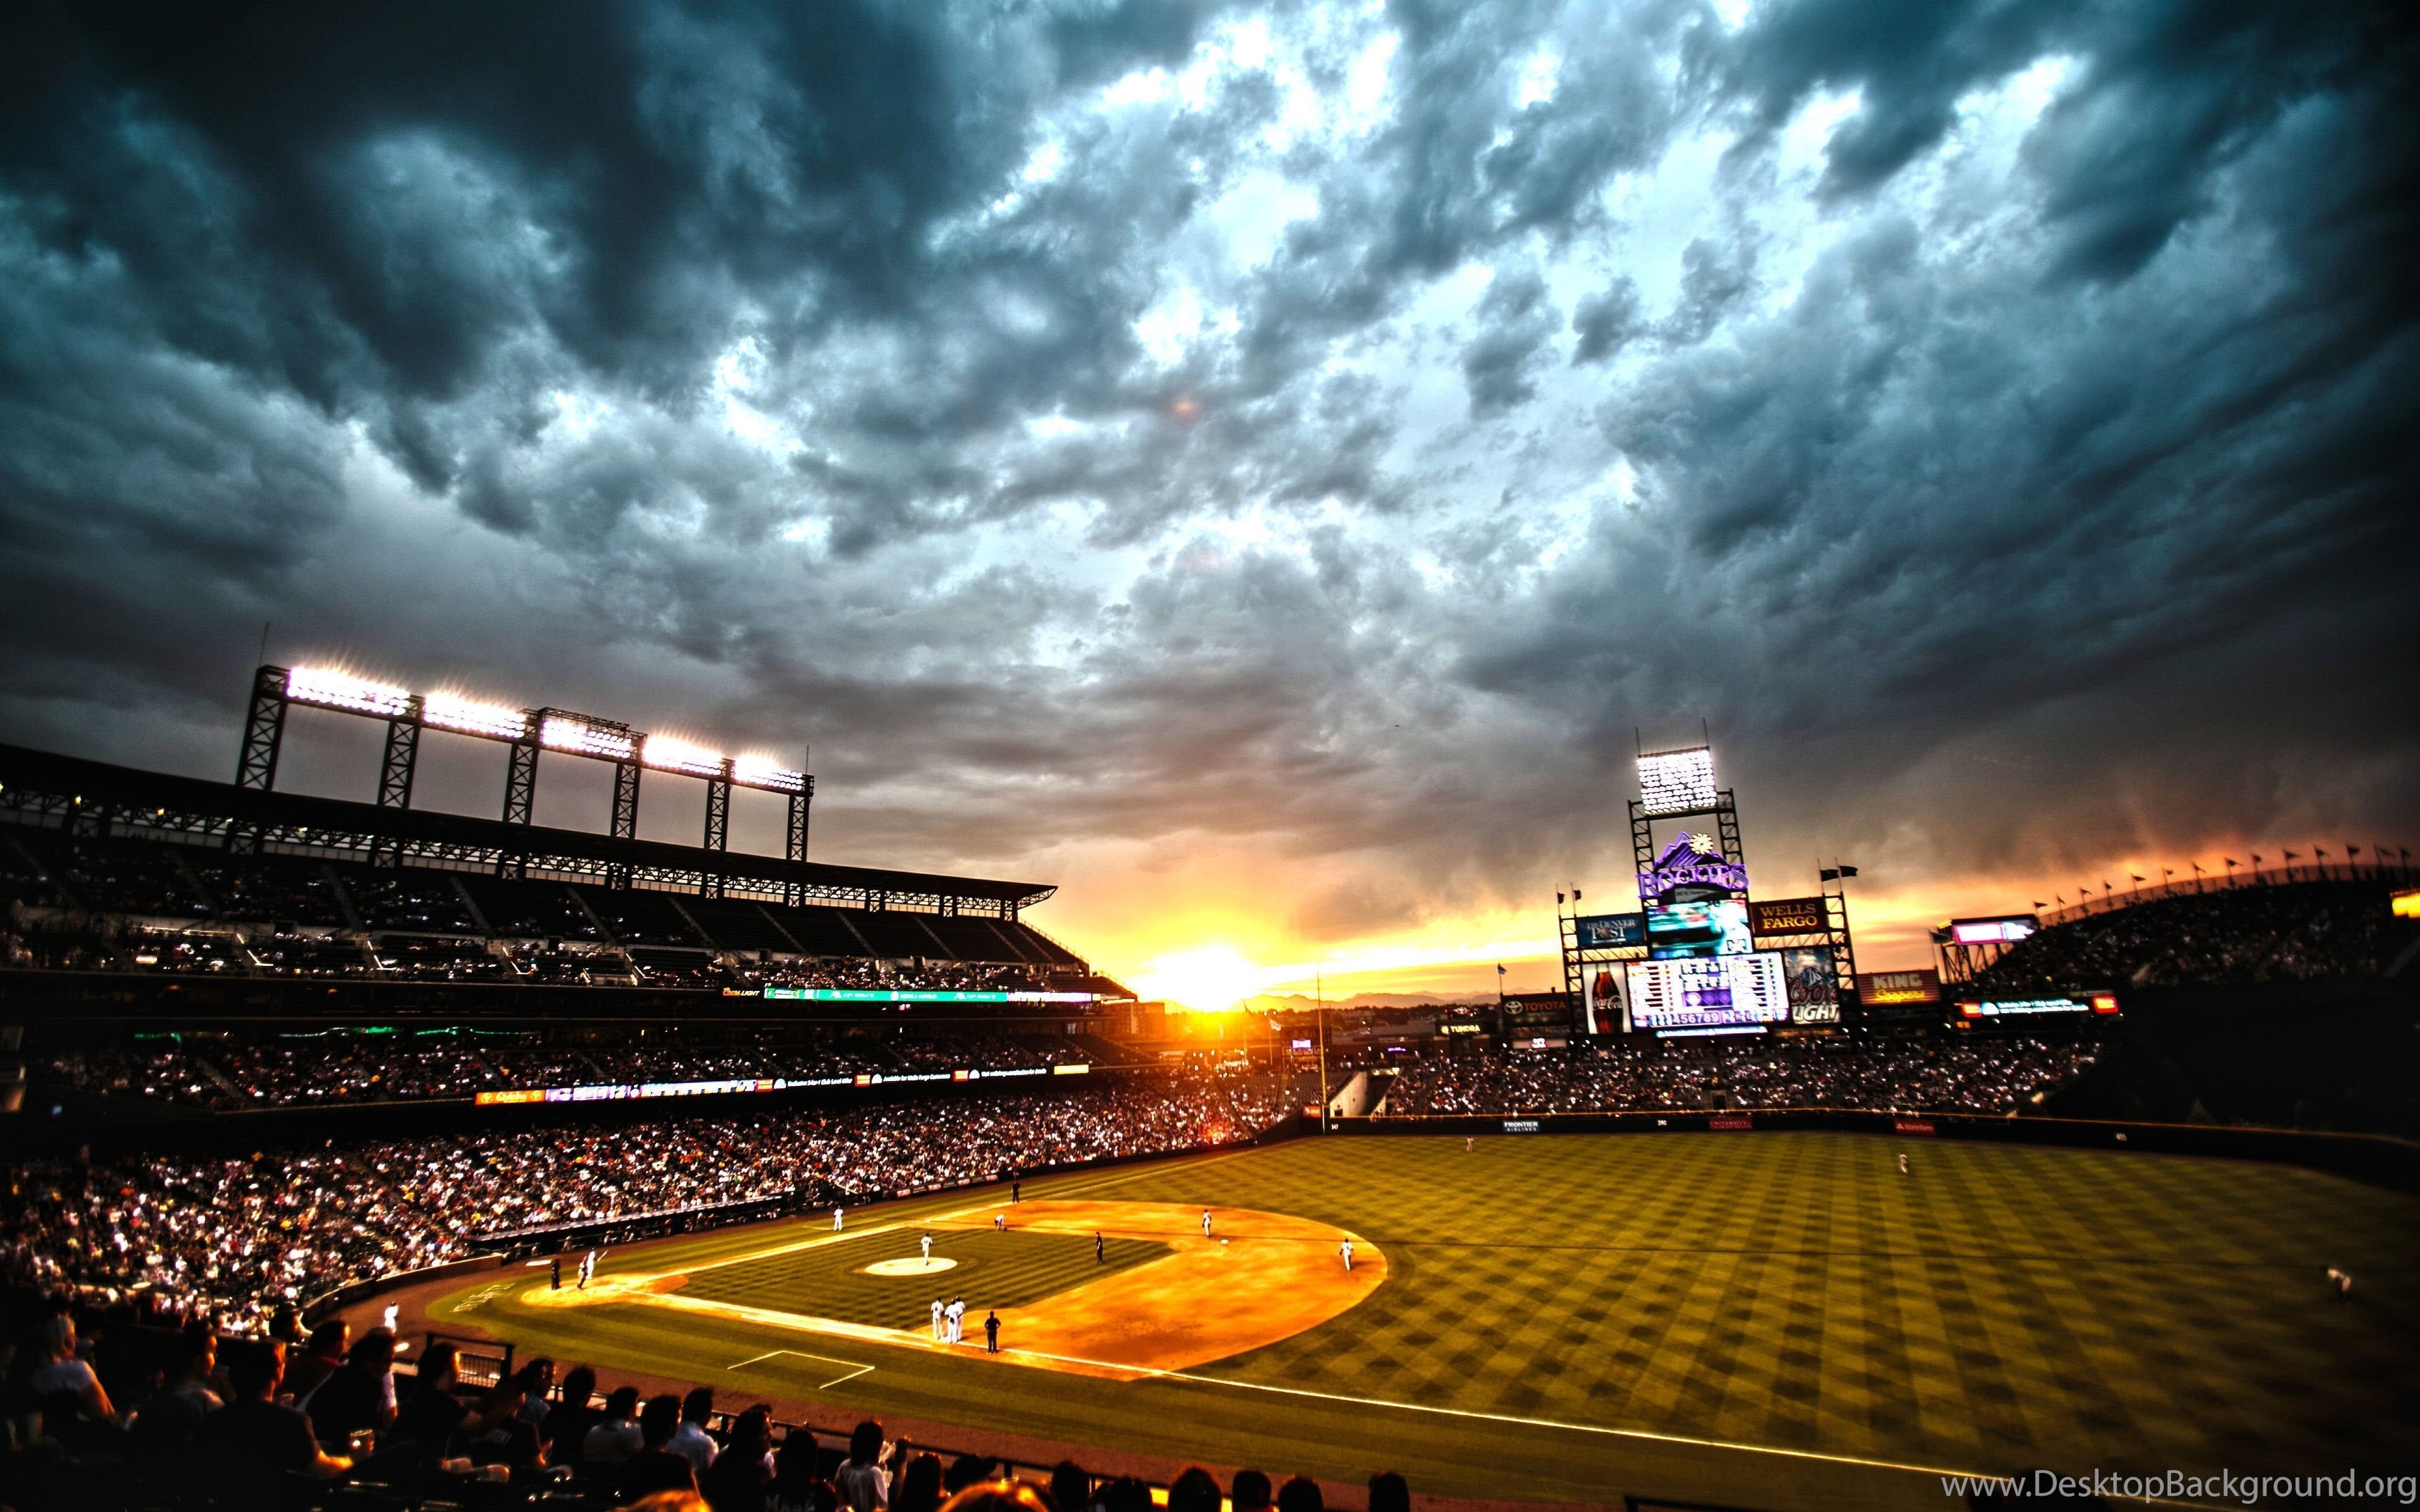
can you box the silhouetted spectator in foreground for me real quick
[1050,1462,1092,1512]
[669,1383,719,1478]
[703,1404,777,1511]
[766,1430,835,1512]
[1168,1467,1222,1512]
[1230,1469,1273,1512]
[621,1393,701,1502]
[304,1327,395,1446]
[541,1363,599,1466]
[892,1452,944,1512]
[833,1419,889,1511]
[280,1320,347,1402]
[199,1338,350,1497]
[1276,1475,1324,1512]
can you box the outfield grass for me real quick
[681,1226,1172,1329]
[430,1133,2420,1509]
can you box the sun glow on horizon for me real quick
[1127,943,1281,1013]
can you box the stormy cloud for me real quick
[0,0,2411,975]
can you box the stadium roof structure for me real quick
[0,743,1054,916]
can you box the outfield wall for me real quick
[1334,1108,2420,1191]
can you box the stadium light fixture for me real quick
[1637,745,1717,815]
[642,733,727,779]
[285,667,413,719]
[422,691,530,741]
[539,713,637,762]
[734,753,807,794]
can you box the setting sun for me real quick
[1127,944,1272,1013]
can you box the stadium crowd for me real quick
[1381,1038,2095,1116]
[30,1028,1131,1110]
[0,1290,1412,1512]
[1,925,1083,993]
[0,1071,1295,1332]
[1974,882,2416,992]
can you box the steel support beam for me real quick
[700,764,731,899]
[1714,789,1744,869]
[608,760,642,888]
[377,699,424,809]
[234,665,289,792]
[1823,878,1858,1016]
[498,735,539,877]
[229,665,289,852]
[782,779,813,905]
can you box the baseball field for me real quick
[410,1132,2420,1510]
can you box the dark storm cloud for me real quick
[0,0,2411,937]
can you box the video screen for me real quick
[1646,898,1754,958]
[1624,953,1791,1031]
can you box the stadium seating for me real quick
[1382,1038,2096,1117]
[1970,880,2417,994]
[0,1298,1360,1512]
[0,823,1125,998]
[0,1072,1296,1331]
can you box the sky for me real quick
[1,0,2413,1009]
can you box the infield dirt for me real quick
[526,1198,1386,1379]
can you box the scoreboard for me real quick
[1624,952,1792,1033]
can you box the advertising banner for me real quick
[1748,896,1827,936]
[1582,965,1624,1034]
[1573,912,1648,950]
[1858,969,1943,1005]
[1779,945,1840,1023]
[1955,997,2090,1017]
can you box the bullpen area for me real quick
[403,1132,2420,1510]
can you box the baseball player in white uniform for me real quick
[1339,1238,1354,1271]
[930,1299,944,1339]
[832,1205,846,1232]
[920,1232,933,1261]
[946,1297,965,1343]
[1201,1208,1213,1237]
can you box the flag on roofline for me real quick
[1497,963,1507,976]
[1573,888,1582,900]
[1838,865,1858,878]
[1818,868,1838,881]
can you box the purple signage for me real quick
[1638,831,1749,902]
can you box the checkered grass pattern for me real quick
[681,1226,1169,1330]
[1101,1133,2420,1474]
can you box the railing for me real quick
[2036,860,2416,927]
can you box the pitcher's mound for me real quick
[861,1256,958,1276]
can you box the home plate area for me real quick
[543,1200,1386,1380]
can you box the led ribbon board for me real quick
[1950,916,2040,944]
